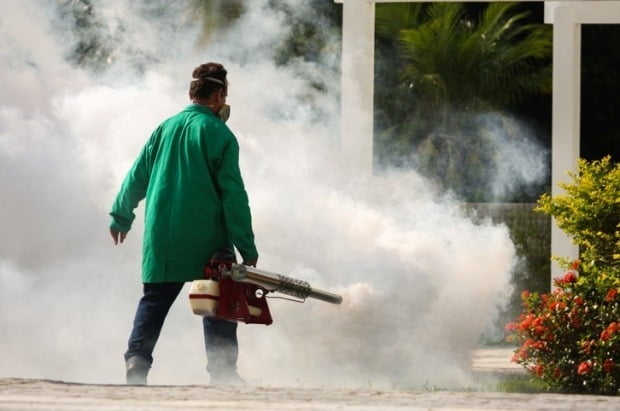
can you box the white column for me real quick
[545,2,581,283]
[339,0,375,174]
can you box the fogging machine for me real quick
[189,250,342,325]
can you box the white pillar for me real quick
[545,2,581,283]
[339,0,375,174]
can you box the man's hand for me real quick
[110,229,128,245]
[242,258,257,267]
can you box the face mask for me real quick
[217,104,230,123]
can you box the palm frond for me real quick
[375,3,424,40]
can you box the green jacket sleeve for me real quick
[216,139,259,262]
[109,137,153,232]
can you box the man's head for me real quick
[189,62,228,100]
[189,63,229,121]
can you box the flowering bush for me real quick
[506,157,620,395]
[506,262,619,394]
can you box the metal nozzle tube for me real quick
[229,264,343,305]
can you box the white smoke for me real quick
[0,0,516,388]
[475,113,549,201]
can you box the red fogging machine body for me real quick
[189,251,342,325]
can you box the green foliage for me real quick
[396,2,550,114]
[55,0,117,71]
[270,0,341,68]
[55,0,197,73]
[507,157,620,395]
[374,3,551,201]
[536,156,620,269]
[375,2,551,123]
[495,374,549,393]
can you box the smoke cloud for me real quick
[0,0,517,388]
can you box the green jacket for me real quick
[110,104,258,283]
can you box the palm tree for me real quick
[374,2,551,201]
[400,3,550,114]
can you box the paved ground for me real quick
[1,348,618,411]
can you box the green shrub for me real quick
[506,157,620,395]
[536,156,620,270]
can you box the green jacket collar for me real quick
[184,103,216,117]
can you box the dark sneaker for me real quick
[126,356,150,386]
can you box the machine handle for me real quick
[228,264,343,305]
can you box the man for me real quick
[109,62,258,386]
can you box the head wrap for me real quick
[193,76,227,86]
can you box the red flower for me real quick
[603,359,615,373]
[515,347,529,361]
[601,322,619,341]
[570,260,581,270]
[601,329,612,341]
[563,271,577,284]
[553,271,577,287]
[577,360,592,375]
[532,364,544,376]
[519,314,536,331]
[549,301,567,312]
[552,288,565,297]
[574,295,584,306]
[604,289,618,302]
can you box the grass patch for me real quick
[495,373,550,393]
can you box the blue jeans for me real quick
[125,282,238,376]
